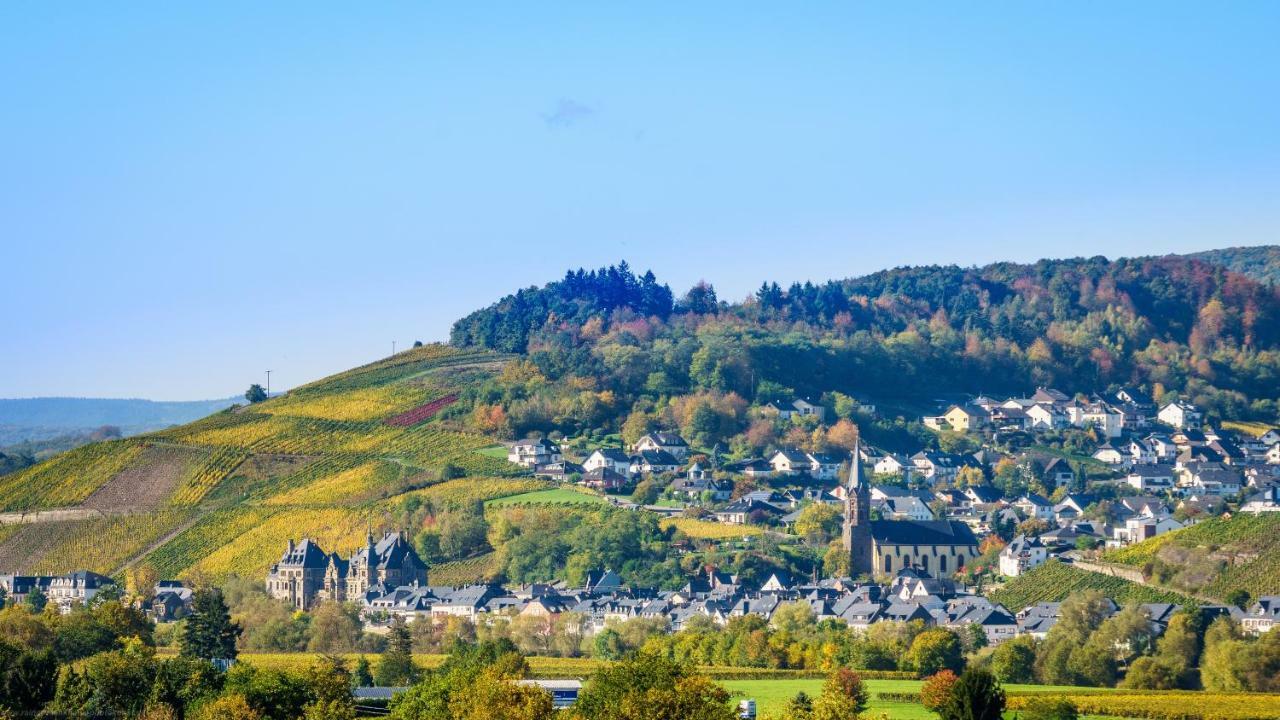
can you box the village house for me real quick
[581,466,628,491]
[582,448,632,476]
[941,404,989,433]
[507,438,562,468]
[808,452,844,481]
[633,432,690,461]
[1092,441,1126,465]
[768,448,812,476]
[630,449,680,475]
[999,535,1048,577]
[1012,494,1054,522]
[1241,487,1280,514]
[1026,403,1068,430]
[765,397,827,422]
[873,453,909,476]
[1158,402,1202,430]
[1126,465,1175,492]
[1241,597,1279,634]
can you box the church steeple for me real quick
[841,438,873,577]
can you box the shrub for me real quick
[937,668,1005,720]
[1016,697,1078,720]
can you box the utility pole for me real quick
[265,370,272,399]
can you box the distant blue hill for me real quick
[0,396,239,436]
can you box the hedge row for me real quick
[1006,693,1280,720]
[875,692,922,703]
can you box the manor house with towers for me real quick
[266,530,428,610]
[843,440,980,577]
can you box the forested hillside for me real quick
[1191,245,1280,285]
[451,254,1280,449]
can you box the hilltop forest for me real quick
[450,253,1280,446]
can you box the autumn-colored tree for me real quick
[920,669,959,711]
[955,466,987,488]
[826,419,860,451]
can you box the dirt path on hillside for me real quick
[110,514,204,576]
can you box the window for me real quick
[939,555,947,573]
[883,555,892,572]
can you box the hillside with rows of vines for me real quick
[0,344,547,582]
[1102,513,1280,603]
[988,560,1195,608]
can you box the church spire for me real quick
[847,437,864,491]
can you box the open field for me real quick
[485,487,609,507]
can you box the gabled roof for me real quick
[589,447,631,462]
[771,448,811,464]
[965,486,1003,504]
[643,432,688,447]
[870,520,979,547]
[1017,493,1052,507]
[633,449,679,466]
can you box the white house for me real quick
[508,438,561,468]
[874,454,908,476]
[583,448,633,476]
[1158,402,1202,430]
[807,452,844,481]
[999,536,1048,577]
[1092,442,1126,465]
[1109,514,1184,547]
[633,432,690,461]
[1012,494,1054,522]
[769,449,811,476]
[1241,487,1280,514]
[1026,403,1067,430]
[1242,597,1279,634]
[1073,403,1125,438]
[1125,466,1175,492]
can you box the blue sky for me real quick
[2,3,1278,400]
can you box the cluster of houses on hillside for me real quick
[257,529,1280,640]
[505,386,1280,535]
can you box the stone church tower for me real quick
[841,440,873,577]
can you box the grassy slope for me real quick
[1103,513,1280,602]
[0,344,536,581]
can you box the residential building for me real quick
[999,535,1047,577]
[583,448,632,476]
[633,432,690,461]
[1158,402,1202,430]
[508,438,562,468]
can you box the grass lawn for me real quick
[722,679,1118,719]
[475,445,510,460]
[485,488,609,507]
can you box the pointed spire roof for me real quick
[847,438,865,491]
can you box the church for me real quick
[842,441,979,577]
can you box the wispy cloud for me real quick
[541,98,595,128]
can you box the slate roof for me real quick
[869,520,979,547]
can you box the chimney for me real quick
[287,539,295,553]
